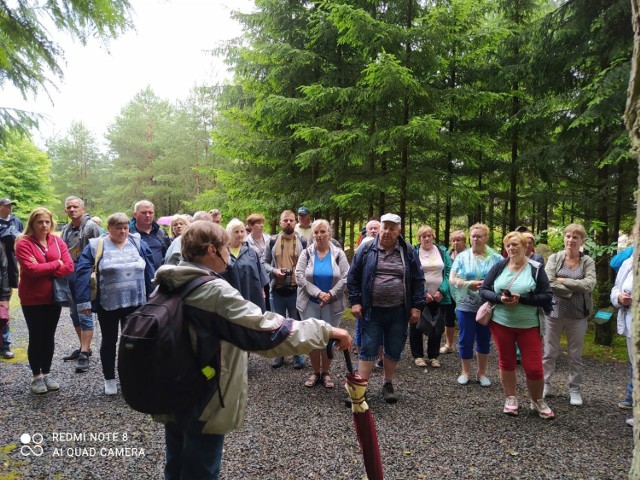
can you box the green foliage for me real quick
[47,121,108,218]
[0,0,133,144]
[0,132,56,219]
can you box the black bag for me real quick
[118,275,220,415]
[417,303,444,337]
[52,276,72,307]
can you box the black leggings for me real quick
[22,304,62,376]
[97,306,137,380]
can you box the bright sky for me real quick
[1,0,253,148]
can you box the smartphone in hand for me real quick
[502,289,513,297]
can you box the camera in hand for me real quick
[282,269,293,288]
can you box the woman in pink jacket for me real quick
[16,207,74,394]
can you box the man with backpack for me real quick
[60,196,102,372]
[146,221,351,479]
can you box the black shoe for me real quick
[1,347,15,359]
[292,355,304,370]
[64,348,92,361]
[271,357,284,369]
[382,382,397,404]
[76,353,90,373]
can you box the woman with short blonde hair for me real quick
[543,222,596,407]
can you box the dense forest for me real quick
[1,0,636,318]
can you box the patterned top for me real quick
[99,240,147,311]
[450,247,502,312]
[371,245,405,308]
[548,263,586,319]
[492,267,539,328]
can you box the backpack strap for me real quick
[177,274,225,407]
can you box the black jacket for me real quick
[479,258,553,313]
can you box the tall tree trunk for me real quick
[623,0,640,472]
[510,82,519,231]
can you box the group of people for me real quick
[0,195,633,477]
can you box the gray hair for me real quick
[134,200,154,212]
[193,211,213,222]
[226,218,245,234]
[65,196,85,208]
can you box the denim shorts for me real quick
[77,312,94,331]
[359,305,408,362]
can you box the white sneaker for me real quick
[569,391,583,406]
[530,399,555,419]
[104,379,117,395]
[503,396,519,416]
[626,418,634,427]
[439,345,454,354]
[43,375,60,391]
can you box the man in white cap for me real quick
[0,198,22,358]
[347,213,425,403]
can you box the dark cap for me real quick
[0,198,16,206]
[297,206,310,215]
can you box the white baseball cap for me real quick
[380,213,401,225]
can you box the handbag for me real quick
[475,301,495,326]
[418,303,444,336]
[52,275,73,307]
[475,262,528,326]
[91,238,105,301]
[51,239,72,307]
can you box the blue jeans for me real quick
[625,336,634,403]
[270,290,299,320]
[2,323,10,348]
[457,309,491,359]
[164,422,224,480]
[68,274,94,331]
[359,306,407,362]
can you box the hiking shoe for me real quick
[271,357,284,369]
[292,355,304,370]
[503,396,519,416]
[43,375,59,391]
[569,391,583,406]
[63,348,92,361]
[382,382,397,404]
[439,345,454,354]
[104,379,117,395]
[1,347,14,359]
[478,375,491,387]
[76,353,90,373]
[414,358,428,367]
[31,377,47,394]
[430,359,441,368]
[543,384,552,399]
[619,399,633,410]
[530,399,555,419]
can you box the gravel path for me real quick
[0,306,634,479]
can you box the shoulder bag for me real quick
[476,262,528,326]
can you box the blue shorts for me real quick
[359,306,408,362]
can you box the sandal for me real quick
[320,372,335,389]
[305,372,321,388]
